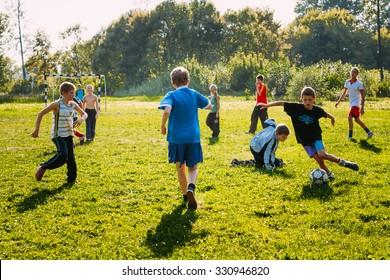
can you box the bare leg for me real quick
[312,153,330,174]
[176,162,188,195]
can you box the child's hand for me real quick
[73,119,82,128]
[30,129,39,138]
[161,126,167,135]
[257,103,266,109]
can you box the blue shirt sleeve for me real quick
[158,92,173,110]
[195,91,211,109]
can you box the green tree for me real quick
[223,8,282,60]
[286,9,376,67]
[0,13,13,93]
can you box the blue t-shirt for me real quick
[158,86,210,144]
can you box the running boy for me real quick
[335,67,373,140]
[159,67,212,210]
[82,84,99,142]
[30,82,88,183]
[259,86,359,181]
[206,84,220,139]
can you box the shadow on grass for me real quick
[16,182,74,213]
[145,204,208,258]
[300,183,333,202]
[359,140,382,154]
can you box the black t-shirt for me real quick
[284,102,327,146]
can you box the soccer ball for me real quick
[310,168,328,185]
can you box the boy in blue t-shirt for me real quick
[159,67,212,209]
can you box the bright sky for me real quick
[2,0,297,65]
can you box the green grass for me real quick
[0,98,389,260]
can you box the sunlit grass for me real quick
[0,98,389,260]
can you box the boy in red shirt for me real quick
[247,75,268,134]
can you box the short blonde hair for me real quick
[209,84,217,90]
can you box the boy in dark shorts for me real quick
[159,67,212,209]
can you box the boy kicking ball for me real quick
[258,86,359,181]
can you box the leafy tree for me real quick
[286,9,376,67]
[92,11,150,92]
[0,13,13,93]
[223,8,282,60]
[25,30,56,76]
[295,0,390,30]
[58,24,91,74]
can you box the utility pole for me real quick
[377,0,384,81]
[16,0,26,79]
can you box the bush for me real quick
[10,79,33,95]
[286,60,353,101]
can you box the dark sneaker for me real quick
[339,159,359,171]
[327,171,335,182]
[79,137,85,145]
[187,184,197,210]
[229,158,239,167]
[183,194,188,203]
[35,166,47,181]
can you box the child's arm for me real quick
[161,107,171,135]
[335,88,348,108]
[94,95,99,119]
[73,103,88,128]
[30,102,59,138]
[216,95,220,118]
[326,112,335,126]
[360,90,365,115]
[258,101,285,108]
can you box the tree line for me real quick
[0,0,389,98]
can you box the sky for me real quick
[1,0,298,65]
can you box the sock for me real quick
[348,130,353,138]
[338,159,345,166]
[188,183,196,192]
[364,127,370,133]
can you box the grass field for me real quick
[0,97,389,260]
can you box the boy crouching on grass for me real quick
[159,66,212,210]
[258,86,359,181]
[30,82,88,184]
[230,119,290,171]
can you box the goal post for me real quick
[43,73,107,112]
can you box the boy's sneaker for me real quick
[187,183,197,210]
[367,131,374,139]
[339,159,359,171]
[79,137,85,145]
[35,166,47,181]
[230,158,239,167]
[327,171,335,182]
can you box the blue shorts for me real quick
[168,143,203,168]
[303,140,325,158]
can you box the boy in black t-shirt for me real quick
[258,86,359,181]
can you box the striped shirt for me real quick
[51,99,75,138]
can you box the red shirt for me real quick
[256,83,267,104]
